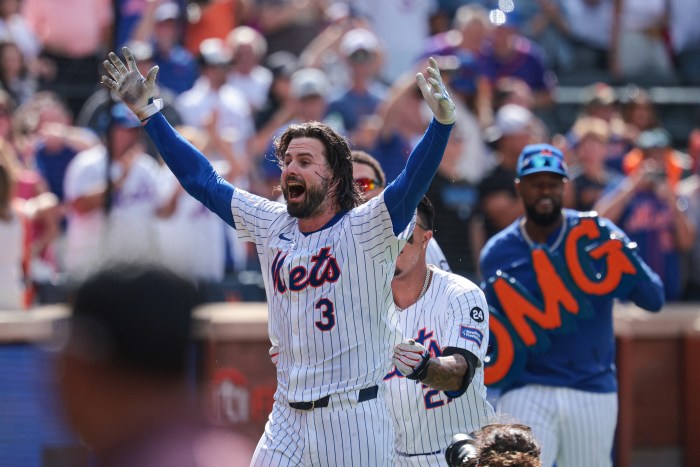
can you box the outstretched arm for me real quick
[101,47,235,227]
[384,58,455,235]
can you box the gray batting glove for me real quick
[416,57,456,125]
[101,47,162,121]
[392,338,430,380]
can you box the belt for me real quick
[289,385,378,411]
[396,449,443,457]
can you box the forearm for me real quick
[384,118,452,234]
[421,354,467,392]
[595,181,636,223]
[670,203,696,251]
[144,113,235,226]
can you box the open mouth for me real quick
[286,181,306,201]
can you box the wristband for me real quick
[135,98,163,122]
[406,352,431,381]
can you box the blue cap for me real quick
[516,144,568,179]
[110,103,141,129]
[451,51,478,95]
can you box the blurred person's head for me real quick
[581,83,618,122]
[487,104,534,164]
[340,28,381,83]
[0,40,26,81]
[106,103,142,158]
[55,263,199,454]
[198,38,232,89]
[289,67,329,122]
[635,127,672,164]
[394,196,433,278]
[0,0,20,18]
[572,117,610,171]
[454,4,491,52]
[351,150,385,201]
[488,9,523,59]
[621,86,659,132]
[494,77,535,111]
[227,26,267,74]
[274,121,360,217]
[264,51,298,104]
[153,2,181,50]
[515,144,568,227]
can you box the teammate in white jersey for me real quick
[103,48,456,466]
[386,197,495,466]
[351,150,450,272]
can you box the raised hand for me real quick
[416,57,456,125]
[102,47,162,121]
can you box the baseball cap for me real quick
[154,2,179,22]
[340,29,379,57]
[290,68,330,99]
[265,51,298,79]
[450,52,478,95]
[516,144,569,179]
[582,82,616,108]
[636,128,671,150]
[199,38,232,67]
[110,103,141,129]
[484,104,533,145]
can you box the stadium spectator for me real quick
[131,2,198,96]
[620,86,662,142]
[595,128,696,300]
[54,263,255,466]
[559,0,614,74]
[564,116,624,211]
[183,0,247,56]
[62,104,165,280]
[255,0,326,57]
[23,0,112,117]
[226,26,272,112]
[175,38,254,160]
[0,0,40,62]
[252,51,297,131]
[478,104,536,239]
[669,0,700,84]
[0,39,35,105]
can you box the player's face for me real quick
[394,223,431,278]
[516,172,565,226]
[352,162,383,201]
[281,137,334,219]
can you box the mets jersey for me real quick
[385,266,495,456]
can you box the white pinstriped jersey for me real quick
[231,188,411,403]
[385,266,495,456]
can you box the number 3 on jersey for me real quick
[315,298,336,331]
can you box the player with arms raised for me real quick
[102,48,456,466]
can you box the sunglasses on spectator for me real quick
[354,177,382,193]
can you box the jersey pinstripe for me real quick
[385,267,495,456]
[231,188,411,402]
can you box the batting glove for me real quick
[416,57,456,125]
[393,339,431,381]
[102,47,162,121]
[269,345,279,365]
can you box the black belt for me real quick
[289,385,378,411]
[396,449,443,457]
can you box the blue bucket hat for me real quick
[516,144,568,179]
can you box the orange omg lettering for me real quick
[485,217,639,387]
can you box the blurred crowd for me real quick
[1,0,700,309]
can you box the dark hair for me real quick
[350,150,386,187]
[417,195,434,231]
[475,424,541,467]
[275,121,361,211]
[69,264,199,379]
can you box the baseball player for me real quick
[351,150,451,272]
[385,196,494,466]
[102,48,456,466]
[479,144,665,467]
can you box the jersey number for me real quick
[314,298,336,331]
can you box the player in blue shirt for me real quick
[479,143,664,467]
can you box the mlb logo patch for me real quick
[460,326,483,347]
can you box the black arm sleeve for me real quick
[441,346,478,398]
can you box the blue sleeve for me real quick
[606,219,665,312]
[384,118,452,235]
[144,113,236,227]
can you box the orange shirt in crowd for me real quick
[184,0,238,55]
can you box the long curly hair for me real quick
[475,424,541,467]
[275,121,361,212]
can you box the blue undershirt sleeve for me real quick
[143,113,236,228]
[384,118,453,235]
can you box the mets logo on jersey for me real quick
[483,214,653,388]
[270,247,340,293]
